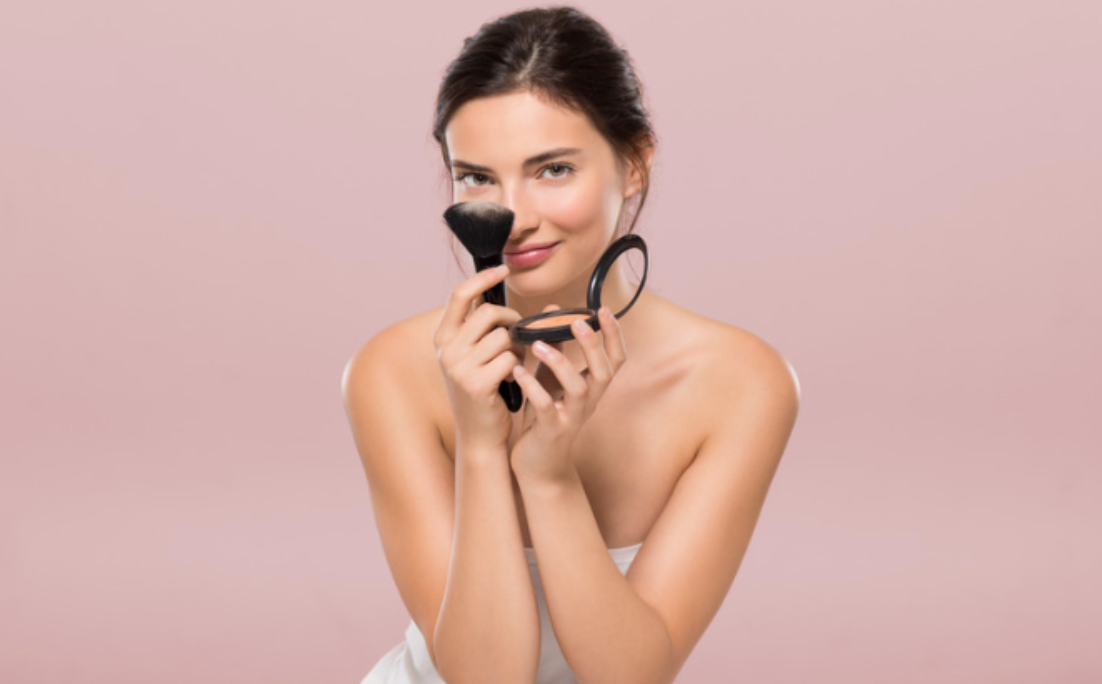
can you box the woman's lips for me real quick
[503,242,559,268]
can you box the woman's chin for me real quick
[506,284,559,300]
[505,271,569,299]
[505,258,594,302]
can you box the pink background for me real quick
[2,1,1099,682]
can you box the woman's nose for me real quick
[503,186,539,237]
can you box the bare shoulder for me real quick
[691,317,801,461]
[340,305,450,449]
[697,317,799,401]
[343,306,446,377]
[640,294,801,441]
[346,306,445,365]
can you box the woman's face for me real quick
[444,89,641,298]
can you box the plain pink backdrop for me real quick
[2,1,1099,682]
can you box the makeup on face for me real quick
[509,233,648,345]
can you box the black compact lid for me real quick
[510,234,648,344]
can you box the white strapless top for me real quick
[361,542,644,684]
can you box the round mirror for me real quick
[509,234,648,344]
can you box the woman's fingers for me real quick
[512,364,555,414]
[531,340,588,417]
[465,326,517,368]
[519,303,565,394]
[598,307,627,372]
[570,314,614,386]
[531,359,565,406]
[513,303,627,430]
[433,265,513,348]
[453,302,522,349]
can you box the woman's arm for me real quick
[515,332,800,684]
[343,321,540,683]
[435,440,540,683]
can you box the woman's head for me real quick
[434,7,656,264]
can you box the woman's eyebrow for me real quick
[451,147,582,174]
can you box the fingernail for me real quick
[572,318,590,335]
[534,341,551,354]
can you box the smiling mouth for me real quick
[504,241,558,255]
[503,243,559,267]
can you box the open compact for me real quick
[509,233,649,344]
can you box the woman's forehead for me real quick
[444,91,608,165]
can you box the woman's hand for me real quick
[508,306,627,483]
[433,265,525,453]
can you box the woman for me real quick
[343,7,800,683]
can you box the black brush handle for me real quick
[473,254,523,412]
[472,254,506,306]
[498,377,523,413]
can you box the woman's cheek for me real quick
[535,182,603,234]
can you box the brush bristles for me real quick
[443,201,514,259]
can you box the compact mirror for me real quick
[509,234,648,344]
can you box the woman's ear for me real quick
[622,145,655,199]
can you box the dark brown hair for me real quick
[433,6,656,263]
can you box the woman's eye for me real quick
[542,164,572,179]
[455,173,491,187]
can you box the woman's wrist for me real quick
[511,456,578,491]
[455,438,509,467]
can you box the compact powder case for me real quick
[509,234,649,344]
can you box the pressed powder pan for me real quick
[509,234,648,344]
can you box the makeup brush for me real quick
[442,201,524,413]
[443,201,514,305]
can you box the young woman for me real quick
[343,7,800,684]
